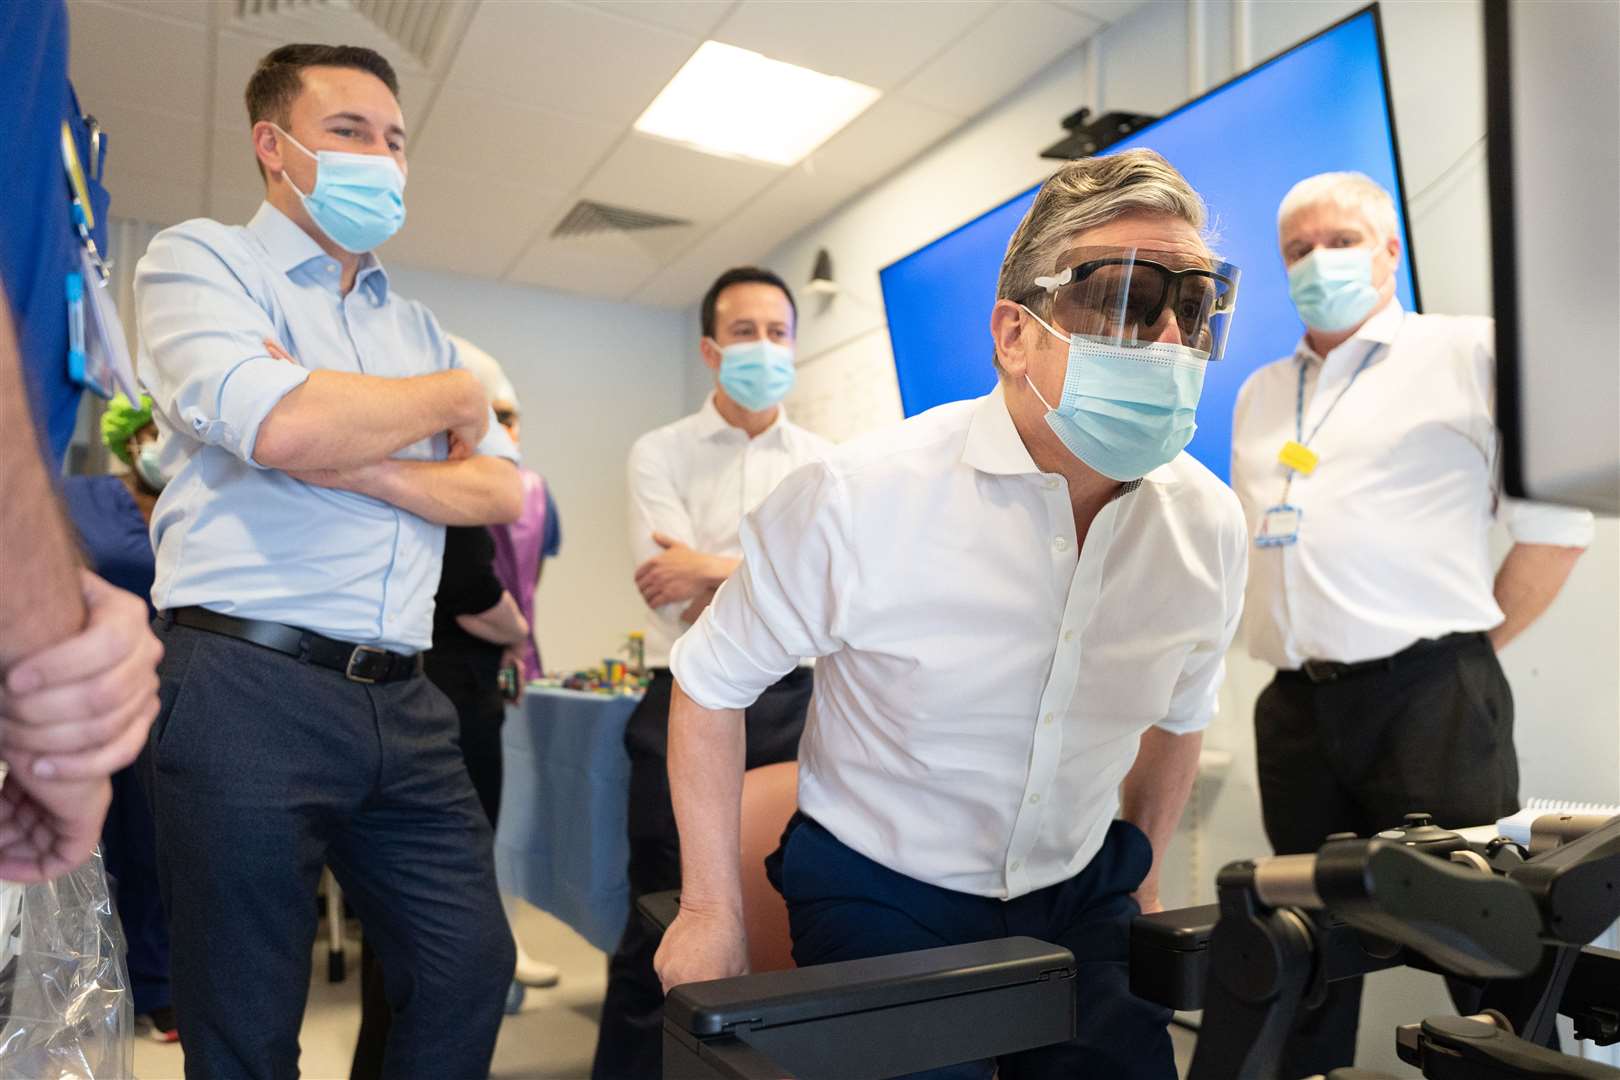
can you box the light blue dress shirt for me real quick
[135,202,518,653]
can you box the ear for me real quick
[252,122,287,180]
[990,299,1036,379]
[1385,230,1402,264]
[699,337,723,372]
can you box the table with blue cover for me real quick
[495,687,641,953]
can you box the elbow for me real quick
[251,416,302,470]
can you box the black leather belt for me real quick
[168,607,423,684]
[1278,631,1483,685]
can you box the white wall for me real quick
[760,0,1619,1071]
[386,266,690,674]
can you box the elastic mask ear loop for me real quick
[1016,303,1068,412]
[270,124,316,198]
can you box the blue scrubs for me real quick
[1,0,111,466]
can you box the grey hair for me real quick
[1277,171,1397,242]
[996,149,1209,311]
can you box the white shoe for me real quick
[514,956,560,988]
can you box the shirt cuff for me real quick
[1504,499,1596,547]
[1159,678,1221,735]
[669,609,786,711]
[211,357,311,467]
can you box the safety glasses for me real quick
[1030,247,1241,361]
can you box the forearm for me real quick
[0,300,86,666]
[255,369,483,471]
[455,592,529,646]
[668,681,747,916]
[676,557,740,623]
[1489,542,1585,650]
[363,456,523,526]
[1119,728,1203,905]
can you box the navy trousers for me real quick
[140,620,514,1080]
[102,763,171,1016]
[767,815,1175,1080]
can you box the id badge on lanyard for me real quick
[1253,349,1373,549]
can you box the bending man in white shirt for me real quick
[594,267,832,1080]
[1229,171,1594,1075]
[654,150,1249,1080]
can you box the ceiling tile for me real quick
[443,1,698,126]
[83,102,207,188]
[66,1,209,119]
[110,170,205,229]
[1048,0,1147,23]
[411,89,620,193]
[212,30,432,135]
[583,133,781,224]
[802,96,962,185]
[505,233,667,300]
[380,166,572,280]
[584,0,735,36]
[898,2,1100,118]
[630,166,864,307]
[713,1,993,90]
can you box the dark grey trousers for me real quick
[1255,630,1520,1075]
[140,619,514,1080]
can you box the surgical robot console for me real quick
[651,813,1620,1079]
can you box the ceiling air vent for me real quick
[552,200,691,239]
[235,0,468,70]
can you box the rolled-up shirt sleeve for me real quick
[135,225,309,466]
[670,460,850,711]
[1500,497,1595,548]
[1160,494,1249,735]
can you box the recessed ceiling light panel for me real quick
[634,40,881,167]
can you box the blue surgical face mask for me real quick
[134,438,168,493]
[275,125,406,254]
[714,338,796,412]
[1287,247,1380,331]
[1020,306,1206,481]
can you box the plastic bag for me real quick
[0,848,132,1079]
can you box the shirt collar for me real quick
[963,383,1169,487]
[1294,296,1405,365]
[247,202,391,305]
[695,392,791,442]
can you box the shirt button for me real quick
[1010,860,1022,872]
[1044,476,1060,490]
[1043,712,1054,725]
[1053,536,1070,552]
[1063,629,1075,642]
[1029,793,1040,804]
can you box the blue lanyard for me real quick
[1295,346,1375,446]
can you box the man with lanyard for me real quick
[1229,171,1594,1074]
[134,43,520,1077]
[654,150,1249,1080]
[593,266,831,1080]
[0,0,164,882]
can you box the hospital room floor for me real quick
[132,900,1197,1078]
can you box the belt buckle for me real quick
[345,645,387,684]
[1301,659,1340,684]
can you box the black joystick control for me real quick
[1375,812,1470,858]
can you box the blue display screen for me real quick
[878,7,1417,483]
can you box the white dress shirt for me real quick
[670,386,1248,899]
[1231,299,1595,670]
[628,394,832,666]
